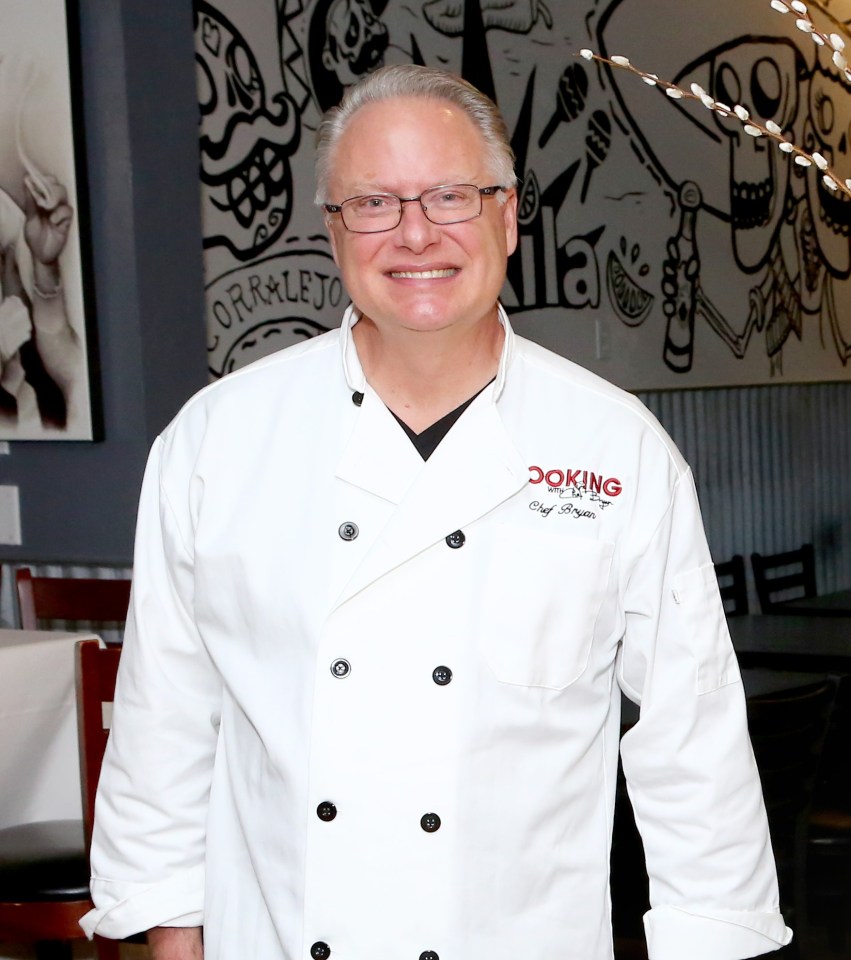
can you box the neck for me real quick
[352,311,504,433]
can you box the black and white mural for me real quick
[195,0,851,389]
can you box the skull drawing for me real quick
[322,0,389,87]
[195,1,300,261]
[709,39,803,272]
[804,56,851,278]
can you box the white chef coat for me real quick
[82,305,791,960]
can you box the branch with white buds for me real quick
[770,0,851,81]
[577,47,851,199]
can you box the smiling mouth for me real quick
[389,268,458,279]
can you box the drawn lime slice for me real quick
[606,251,654,326]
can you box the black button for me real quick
[420,953,439,960]
[317,801,337,822]
[310,942,331,960]
[420,812,441,832]
[338,522,359,541]
[331,658,351,678]
[352,391,364,406]
[445,530,465,549]
[432,665,452,686]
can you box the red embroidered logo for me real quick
[529,465,622,497]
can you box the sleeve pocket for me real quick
[672,563,741,695]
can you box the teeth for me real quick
[390,269,457,279]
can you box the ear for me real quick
[501,187,518,257]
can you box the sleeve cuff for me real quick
[79,864,205,940]
[643,904,792,960]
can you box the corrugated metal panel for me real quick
[640,384,851,597]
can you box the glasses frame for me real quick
[323,184,506,234]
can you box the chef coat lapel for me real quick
[335,384,426,504]
[333,390,528,609]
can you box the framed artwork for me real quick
[0,0,100,440]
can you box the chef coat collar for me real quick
[339,302,516,402]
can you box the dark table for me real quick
[728,613,851,672]
[771,588,851,617]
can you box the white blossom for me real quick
[611,55,631,67]
[765,120,782,134]
[744,124,763,137]
[770,0,790,11]
[690,82,706,98]
[790,0,807,12]
[813,33,825,45]
[642,73,659,85]
[579,48,594,60]
[822,175,838,190]
[795,155,813,166]
[834,51,848,70]
[734,104,750,121]
[779,141,795,152]
[830,33,846,52]
[812,151,829,170]
[845,179,851,191]
[700,93,716,108]
[795,18,815,32]
[665,87,684,99]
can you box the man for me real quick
[82,65,791,960]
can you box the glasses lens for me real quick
[422,183,482,223]
[422,185,481,224]
[341,194,401,233]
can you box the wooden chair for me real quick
[0,641,123,960]
[750,544,817,613]
[16,567,131,633]
[747,676,839,955]
[714,554,749,617]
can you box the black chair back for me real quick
[750,544,817,613]
[715,554,749,617]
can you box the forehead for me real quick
[329,96,488,191]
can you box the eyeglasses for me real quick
[323,183,505,234]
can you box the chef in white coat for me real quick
[82,65,791,960]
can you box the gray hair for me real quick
[314,64,516,203]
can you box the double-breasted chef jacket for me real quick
[82,305,791,960]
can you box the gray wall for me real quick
[0,0,207,565]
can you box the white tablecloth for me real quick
[0,628,99,830]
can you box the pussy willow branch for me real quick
[771,0,850,75]
[577,47,851,200]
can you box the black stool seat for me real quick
[0,820,88,901]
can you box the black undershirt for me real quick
[389,381,493,460]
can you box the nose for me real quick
[394,198,440,252]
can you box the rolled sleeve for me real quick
[618,469,792,958]
[81,432,222,939]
